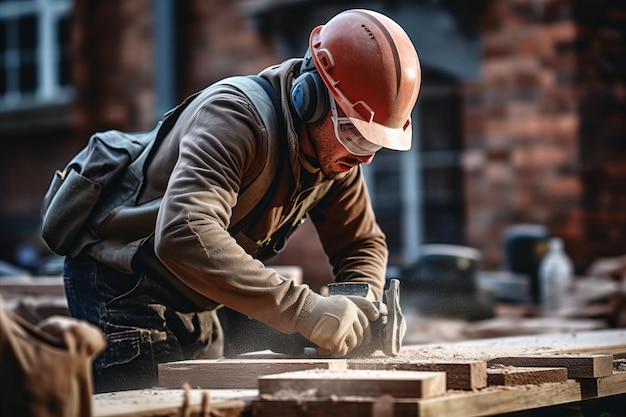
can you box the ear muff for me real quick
[290,50,329,124]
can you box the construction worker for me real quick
[61,9,421,392]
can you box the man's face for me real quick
[309,100,377,181]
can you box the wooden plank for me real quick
[255,374,626,417]
[258,369,447,399]
[254,381,585,417]
[578,371,626,398]
[402,329,626,361]
[487,354,614,378]
[158,358,347,389]
[254,396,419,417]
[93,388,256,417]
[414,380,585,417]
[0,277,65,297]
[348,358,487,390]
[462,317,607,339]
[487,366,568,386]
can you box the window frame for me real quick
[0,0,71,110]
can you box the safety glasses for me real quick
[329,95,382,156]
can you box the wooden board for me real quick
[254,371,626,416]
[348,358,487,390]
[462,317,607,339]
[487,354,614,378]
[578,371,626,398]
[95,330,626,417]
[258,369,446,399]
[254,396,419,417]
[93,388,256,417]
[0,277,65,297]
[158,358,347,389]
[487,366,568,386]
[254,380,586,417]
[409,380,586,417]
[402,329,626,361]
[252,395,416,417]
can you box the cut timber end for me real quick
[487,366,568,386]
[258,369,447,399]
[578,371,626,397]
[488,354,614,378]
[348,359,487,390]
[158,358,347,389]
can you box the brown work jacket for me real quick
[89,59,388,335]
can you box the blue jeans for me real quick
[63,256,222,393]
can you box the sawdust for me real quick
[399,346,494,362]
[260,388,319,401]
[362,329,618,362]
[488,364,516,371]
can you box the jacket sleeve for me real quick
[153,91,316,334]
[309,166,389,301]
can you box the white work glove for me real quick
[298,293,380,356]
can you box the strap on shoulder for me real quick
[218,75,285,234]
[143,75,284,237]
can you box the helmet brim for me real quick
[349,115,412,151]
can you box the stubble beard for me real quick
[308,122,358,181]
[318,154,359,181]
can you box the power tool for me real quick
[325,278,406,357]
[219,279,407,358]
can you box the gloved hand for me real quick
[298,293,380,356]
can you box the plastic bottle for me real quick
[538,237,574,314]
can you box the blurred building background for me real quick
[0,0,625,294]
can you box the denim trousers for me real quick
[63,256,223,393]
[64,254,313,393]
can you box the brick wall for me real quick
[15,0,624,281]
[72,0,279,137]
[462,0,626,271]
[577,0,626,265]
[73,0,155,141]
[176,0,279,97]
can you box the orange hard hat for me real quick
[309,9,421,151]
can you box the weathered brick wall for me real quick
[72,0,279,137]
[577,0,626,265]
[462,0,583,270]
[73,0,155,141]
[176,0,279,97]
[463,0,626,271]
[10,0,623,282]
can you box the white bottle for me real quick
[538,237,574,314]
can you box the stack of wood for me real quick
[584,255,626,328]
[457,264,626,340]
[93,329,626,417]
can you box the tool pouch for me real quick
[41,167,103,256]
[0,296,105,417]
[40,128,155,258]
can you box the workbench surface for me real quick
[93,329,626,417]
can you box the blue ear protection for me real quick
[290,49,329,124]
